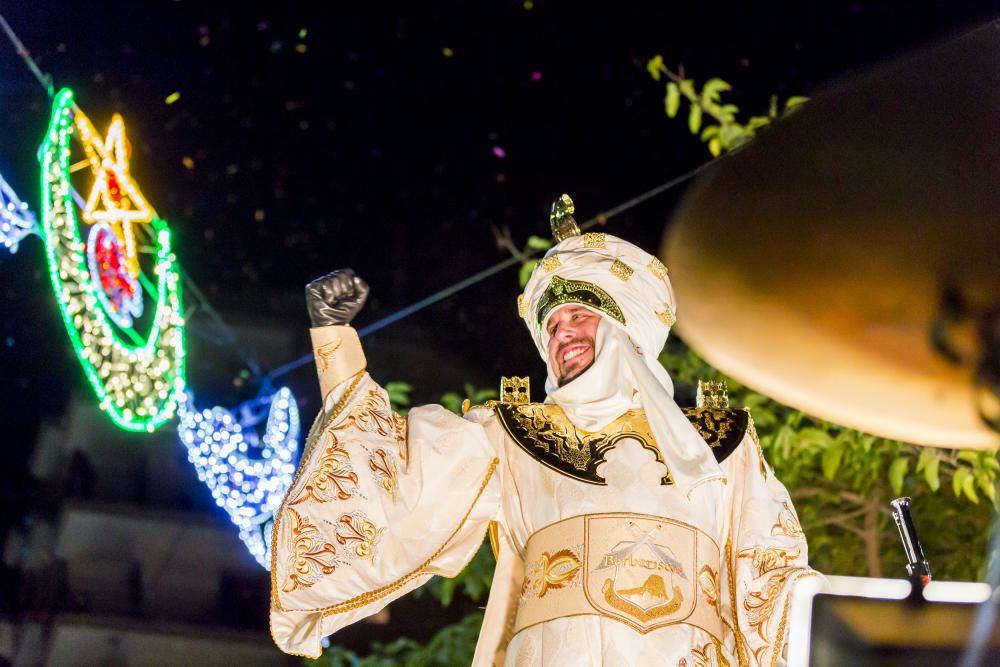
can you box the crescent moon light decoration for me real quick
[177,387,300,568]
[40,88,186,432]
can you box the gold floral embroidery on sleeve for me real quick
[369,448,398,500]
[393,412,408,464]
[287,430,358,504]
[736,546,801,577]
[336,512,385,565]
[281,508,340,592]
[315,339,342,374]
[338,388,396,436]
[745,570,789,645]
[743,568,813,665]
[770,502,804,539]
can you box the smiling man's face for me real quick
[546,304,601,386]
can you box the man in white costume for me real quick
[269,196,816,666]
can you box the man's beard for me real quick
[556,337,596,386]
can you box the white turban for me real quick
[519,232,725,497]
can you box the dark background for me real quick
[0,0,997,584]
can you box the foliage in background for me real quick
[516,235,553,288]
[309,612,484,667]
[306,67,998,664]
[643,58,997,580]
[647,55,808,156]
[660,336,997,581]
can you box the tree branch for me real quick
[490,224,525,262]
[809,507,868,529]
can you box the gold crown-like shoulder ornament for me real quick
[493,402,673,486]
[501,376,531,405]
[488,375,754,487]
[494,401,752,486]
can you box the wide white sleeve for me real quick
[269,327,500,658]
[721,417,819,667]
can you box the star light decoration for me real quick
[0,172,38,253]
[177,387,301,568]
[39,89,186,432]
[74,110,153,280]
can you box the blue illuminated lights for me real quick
[0,172,38,252]
[177,387,300,568]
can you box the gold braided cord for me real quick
[726,538,751,667]
[270,371,367,612]
[769,571,816,667]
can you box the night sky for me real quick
[1,1,997,522]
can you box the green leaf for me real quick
[440,391,463,414]
[718,123,748,149]
[688,105,702,134]
[647,55,665,81]
[784,95,810,109]
[768,95,778,118]
[888,457,909,496]
[519,260,537,287]
[708,138,721,157]
[957,450,979,464]
[525,235,553,252]
[439,578,457,606]
[665,82,680,118]
[700,125,720,141]
[718,104,740,121]
[821,446,843,480]
[701,78,732,104]
[953,467,971,498]
[916,447,935,474]
[924,454,941,492]
[384,381,412,411]
[963,471,980,504]
[977,471,997,506]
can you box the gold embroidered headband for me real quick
[535,274,626,328]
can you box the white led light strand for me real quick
[0,171,37,252]
[177,387,300,568]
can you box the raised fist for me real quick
[305,268,370,327]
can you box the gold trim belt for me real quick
[513,512,723,638]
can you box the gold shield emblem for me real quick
[583,514,698,633]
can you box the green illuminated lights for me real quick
[39,89,186,432]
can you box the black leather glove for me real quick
[305,268,370,327]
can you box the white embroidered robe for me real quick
[269,331,815,666]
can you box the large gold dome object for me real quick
[663,23,1000,449]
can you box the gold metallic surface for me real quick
[536,274,626,327]
[664,24,1000,449]
[609,258,634,282]
[697,380,730,409]
[550,193,581,241]
[501,376,531,404]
